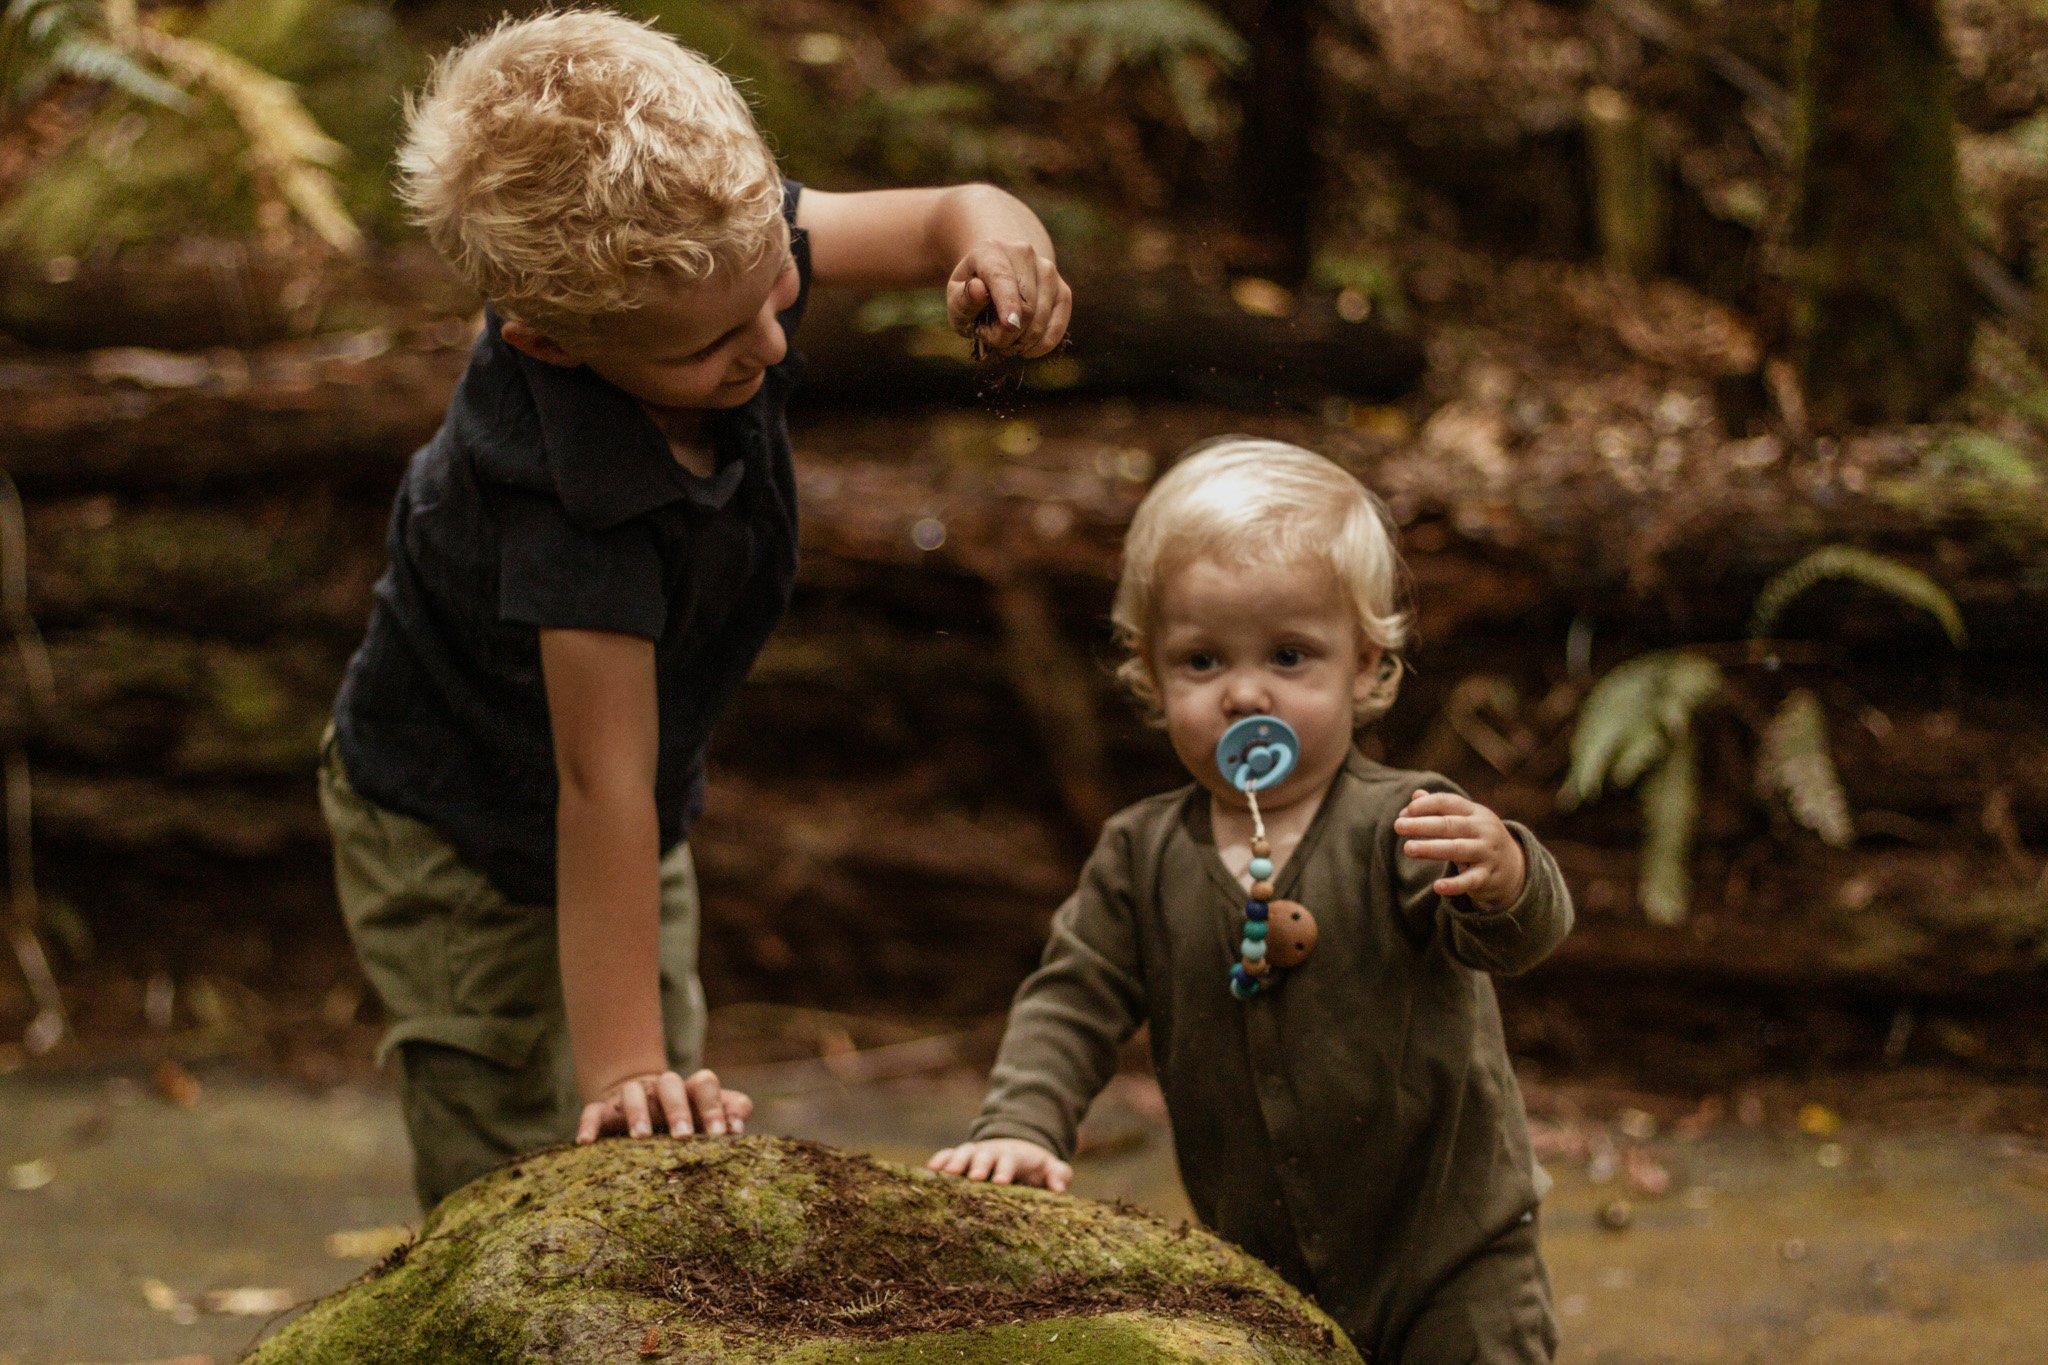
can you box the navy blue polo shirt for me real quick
[331,183,810,905]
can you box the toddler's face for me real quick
[1149,554,1380,814]
[558,239,800,412]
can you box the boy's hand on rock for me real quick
[577,1067,753,1143]
[1394,789,1528,912]
[927,1138,1073,1193]
[947,241,1072,359]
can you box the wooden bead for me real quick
[1249,879,1276,900]
[1242,955,1270,978]
[1264,900,1318,968]
[1249,836,1271,858]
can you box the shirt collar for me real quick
[484,309,751,532]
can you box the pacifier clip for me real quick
[1215,716,1320,1000]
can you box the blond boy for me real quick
[931,439,1571,1362]
[324,10,1071,1207]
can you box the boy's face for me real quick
[503,235,800,413]
[1149,554,1381,816]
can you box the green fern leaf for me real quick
[1561,650,1722,808]
[1758,689,1854,846]
[968,0,1246,136]
[1750,546,1966,647]
[1638,732,1699,926]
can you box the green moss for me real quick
[245,1138,1361,1364]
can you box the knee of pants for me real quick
[397,1036,575,1209]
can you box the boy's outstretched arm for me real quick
[796,184,1072,358]
[541,628,750,1142]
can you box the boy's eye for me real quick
[1273,645,1306,667]
[1184,651,1219,672]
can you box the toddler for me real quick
[930,437,1571,1363]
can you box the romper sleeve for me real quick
[1395,774,1574,977]
[494,487,667,639]
[968,817,1149,1161]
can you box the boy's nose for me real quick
[1221,674,1270,718]
[739,306,787,370]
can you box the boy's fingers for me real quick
[966,1146,1000,1181]
[1404,790,1470,816]
[576,1100,609,1144]
[929,1146,969,1175]
[1027,283,1074,357]
[621,1081,653,1138]
[1403,838,1485,864]
[1394,814,1478,839]
[991,1151,1019,1185]
[981,268,1025,334]
[686,1069,727,1135]
[1435,866,1489,897]
[657,1071,692,1136]
[1048,1159,1073,1193]
[725,1088,753,1133]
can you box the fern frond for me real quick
[1757,689,1853,846]
[973,0,1245,136]
[1750,546,1966,647]
[1925,431,2042,488]
[1637,732,1699,926]
[1560,650,1722,809]
[47,31,186,106]
[124,22,361,252]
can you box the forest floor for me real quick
[5,1014,2048,1365]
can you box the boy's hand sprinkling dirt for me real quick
[947,239,1073,360]
[927,1137,1074,1193]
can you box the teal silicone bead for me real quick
[1243,920,1268,942]
[1248,856,1274,881]
[1240,938,1268,962]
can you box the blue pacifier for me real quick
[1215,715,1300,792]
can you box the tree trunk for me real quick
[1220,0,1319,283]
[1787,0,1971,430]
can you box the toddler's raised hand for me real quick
[1394,789,1528,912]
[576,1067,753,1143]
[927,1137,1073,1193]
[946,240,1073,359]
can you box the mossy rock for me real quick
[244,1136,1362,1364]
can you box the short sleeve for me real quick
[780,178,812,339]
[494,488,667,639]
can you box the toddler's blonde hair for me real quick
[396,9,785,336]
[1112,437,1410,726]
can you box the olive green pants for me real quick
[318,735,706,1210]
[1385,1209,1558,1364]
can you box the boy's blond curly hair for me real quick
[1112,437,1411,728]
[396,9,785,336]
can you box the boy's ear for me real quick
[500,319,583,368]
[1352,645,1386,704]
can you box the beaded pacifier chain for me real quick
[1215,716,1320,1000]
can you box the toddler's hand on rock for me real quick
[927,1138,1073,1193]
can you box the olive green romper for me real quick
[969,753,1573,1363]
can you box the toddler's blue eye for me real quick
[1274,646,1305,667]
[1187,652,1219,672]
